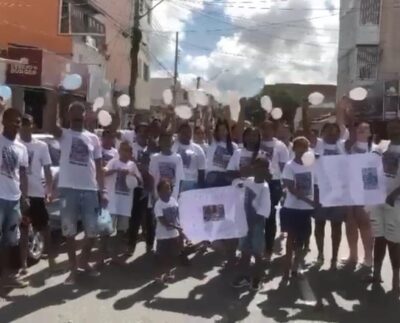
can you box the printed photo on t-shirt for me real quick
[203,204,225,222]
[213,146,230,168]
[102,151,114,163]
[27,150,34,175]
[382,151,400,177]
[137,150,150,166]
[115,170,130,195]
[362,167,378,190]
[178,148,192,169]
[1,146,18,179]
[239,156,252,168]
[295,172,312,197]
[162,206,179,231]
[159,162,176,182]
[69,137,89,166]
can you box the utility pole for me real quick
[129,0,142,113]
[173,32,179,105]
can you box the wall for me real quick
[0,0,72,54]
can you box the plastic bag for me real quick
[97,208,113,235]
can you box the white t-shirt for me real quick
[349,141,377,154]
[19,138,52,198]
[105,159,141,217]
[235,177,271,218]
[149,153,185,198]
[58,129,102,191]
[206,141,238,173]
[0,134,29,201]
[154,197,180,240]
[314,138,346,156]
[102,147,118,163]
[172,141,206,182]
[227,148,254,171]
[282,159,316,210]
[377,143,400,200]
[260,138,290,180]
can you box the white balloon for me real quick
[188,90,197,107]
[125,175,138,190]
[0,85,12,101]
[62,74,82,91]
[271,107,283,120]
[117,94,131,107]
[349,87,368,101]
[301,151,315,167]
[162,89,173,105]
[98,110,112,127]
[308,92,325,106]
[195,89,209,106]
[260,95,273,112]
[93,97,104,111]
[175,105,193,120]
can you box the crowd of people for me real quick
[0,96,399,296]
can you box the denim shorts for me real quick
[59,188,99,238]
[0,198,21,247]
[280,208,312,244]
[239,219,266,256]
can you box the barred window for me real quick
[357,45,379,80]
[360,0,381,25]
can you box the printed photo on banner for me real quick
[382,151,400,177]
[69,137,89,166]
[323,148,339,156]
[362,167,379,190]
[213,146,230,168]
[203,204,225,222]
[1,146,18,178]
[159,162,176,182]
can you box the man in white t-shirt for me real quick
[0,108,29,288]
[51,101,107,285]
[18,114,57,275]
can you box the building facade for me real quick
[337,0,400,119]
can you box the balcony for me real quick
[59,0,105,36]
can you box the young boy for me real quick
[281,137,318,280]
[101,129,118,165]
[101,141,142,265]
[154,179,184,283]
[149,131,185,200]
[232,157,271,291]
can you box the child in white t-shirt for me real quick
[154,179,184,283]
[100,141,141,266]
[281,137,318,280]
[232,157,271,291]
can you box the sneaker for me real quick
[231,276,250,288]
[251,278,262,291]
[3,276,29,289]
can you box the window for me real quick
[138,58,142,78]
[357,45,379,80]
[360,0,381,25]
[139,0,144,14]
[147,4,151,25]
[143,63,149,82]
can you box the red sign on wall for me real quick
[6,47,42,86]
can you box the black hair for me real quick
[242,126,261,162]
[157,178,172,193]
[178,122,191,133]
[135,122,149,133]
[321,122,340,135]
[214,118,234,155]
[293,136,310,149]
[3,108,22,121]
[68,101,86,112]
[102,129,113,137]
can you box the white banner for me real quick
[179,186,248,243]
[316,154,386,207]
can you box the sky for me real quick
[148,0,341,98]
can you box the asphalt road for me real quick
[1,228,400,323]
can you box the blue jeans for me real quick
[0,198,21,247]
[59,188,99,238]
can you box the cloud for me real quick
[151,0,341,97]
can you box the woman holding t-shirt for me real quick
[313,123,346,270]
[205,119,238,187]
